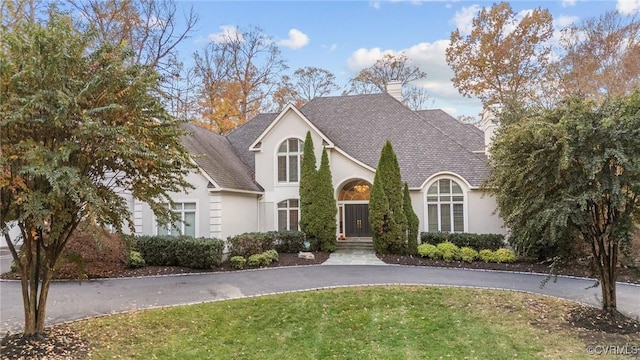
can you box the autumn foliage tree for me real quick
[486,92,640,313]
[273,67,339,111]
[194,25,288,133]
[446,2,553,110]
[0,11,194,336]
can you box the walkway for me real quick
[1,251,639,334]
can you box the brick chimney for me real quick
[386,80,403,102]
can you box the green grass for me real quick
[72,287,592,359]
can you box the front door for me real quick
[344,204,372,237]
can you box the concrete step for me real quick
[336,240,374,251]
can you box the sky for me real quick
[175,0,640,119]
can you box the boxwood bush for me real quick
[134,235,224,269]
[227,232,275,257]
[417,243,442,260]
[230,256,246,270]
[420,232,504,251]
[272,231,307,253]
[436,242,460,262]
[460,247,478,263]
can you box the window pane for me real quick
[278,142,287,153]
[288,138,298,152]
[278,210,287,231]
[278,156,287,182]
[451,182,462,194]
[157,224,169,236]
[183,211,196,237]
[452,195,464,202]
[439,179,451,194]
[427,184,438,195]
[440,204,451,232]
[453,204,464,232]
[277,200,287,208]
[183,203,196,210]
[289,199,299,208]
[289,209,299,231]
[428,204,438,231]
[288,155,298,182]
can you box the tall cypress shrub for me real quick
[369,170,393,253]
[403,182,419,255]
[299,131,317,240]
[316,148,337,251]
[376,141,407,253]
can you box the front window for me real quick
[157,202,196,237]
[277,199,299,231]
[426,179,464,232]
[277,138,304,183]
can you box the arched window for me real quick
[338,179,371,201]
[426,179,464,232]
[277,199,299,231]
[277,138,304,183]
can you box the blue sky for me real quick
[176,0,640,119]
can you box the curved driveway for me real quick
[1,265,639,334]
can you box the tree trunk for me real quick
[593,234,618,313]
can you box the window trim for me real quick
[275,137,304,185]
[156,201,198,237]
[424,178,466,233]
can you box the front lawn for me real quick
[63,287,630,359]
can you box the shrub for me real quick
[420,232,504,251]
[460,247,478,263]
[135,236,224,269]
[479,249,495,263]
[263,249,279,263]
[417,243,442,260]
[127,251,145,268]
[227,232,275,257]
[437,242,461,262]
[247,253,264,267]
[493,248,517,263]
[174,237,225,269]
[230,256,246,270]
[273,231,307,253]
[135,235,179,266]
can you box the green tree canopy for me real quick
[316,148,337,251]
[486,92,640,313]
[0,11,194,336]
[299,131,317,238]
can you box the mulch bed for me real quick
[2,252,639,359]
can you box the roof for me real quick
[181,123,262,193]
[415,109,484,153]
[299,93,490,188]
[227,113,278,171]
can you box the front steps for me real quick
[336,238,374,251]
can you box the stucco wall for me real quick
[220,192,259,239]
[467,190,506,235]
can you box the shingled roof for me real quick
[181,123,262,192]
[416,109,484,154]
[299,93,490,188]
[227,113,278,171]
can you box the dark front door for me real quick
[344,204,372,237]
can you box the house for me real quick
[129,82,505,242]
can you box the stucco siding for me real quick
[220,192,259,239]
[467,190,506,235]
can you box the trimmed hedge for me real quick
[273,231,307,253]
[227,232,275,257]
[420,232,504,251]
[134,235,224,269]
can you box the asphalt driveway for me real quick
[1,265,639,334]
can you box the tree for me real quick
[299,131,317,239]
[315,148,338,252]
[553,11,640,102]
[486,92,640,313]
[272,67,339,111]
[446,2,553,110]
[345,53,429,109]
[403,183,419,255]
[69,0,199,117]
[194,25,288,133]
[369,141,407,254]
[0,11,194,336]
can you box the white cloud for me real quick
[277,29,309,49]
[617,0,640,14]
[322,43,338,52]
[554,15,579,28]
[208,25,243,43]
[370,1,381,9]
[562,0,577,7]
[345,40,484,118]
[451,4,481,36]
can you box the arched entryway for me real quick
[338,179,372,239]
